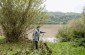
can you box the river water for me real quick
[28,37,59,43]
[28,25,60,42]
[39,37,57,42]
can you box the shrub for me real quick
[57,18,85,46]
[57,25,74,42]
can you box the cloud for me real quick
[45,0,85,13]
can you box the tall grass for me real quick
[47,42,85,55]
[0,36,50,55]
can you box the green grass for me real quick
[0,36,48,55]
[0,36,85,55]
[47,42,85,55]
[0,36,33,55]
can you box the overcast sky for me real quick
[45,0,85,13]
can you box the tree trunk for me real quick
[5,30,21,42]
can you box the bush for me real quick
[57,18,85,46]
[57,26,74,42]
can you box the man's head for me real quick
[37,26,40,29]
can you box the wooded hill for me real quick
[45,12,81,24]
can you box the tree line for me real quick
[45,12,81,24]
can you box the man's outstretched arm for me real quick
[40,31,46,33]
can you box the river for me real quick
[28,25,61,42]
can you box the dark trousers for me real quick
[32,41,38,49]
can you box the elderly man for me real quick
[32,26,45,49]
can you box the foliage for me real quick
[0,36,51,55]
[0,0,46,42]
[56,9,85,46]
[47,42,85,55]
[57,17,85,46]
[45,12,81,24]
[57,25,74,42]
[0,36,85,55]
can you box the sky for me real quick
[45,0,85,13]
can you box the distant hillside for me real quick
[45,12,81,24]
